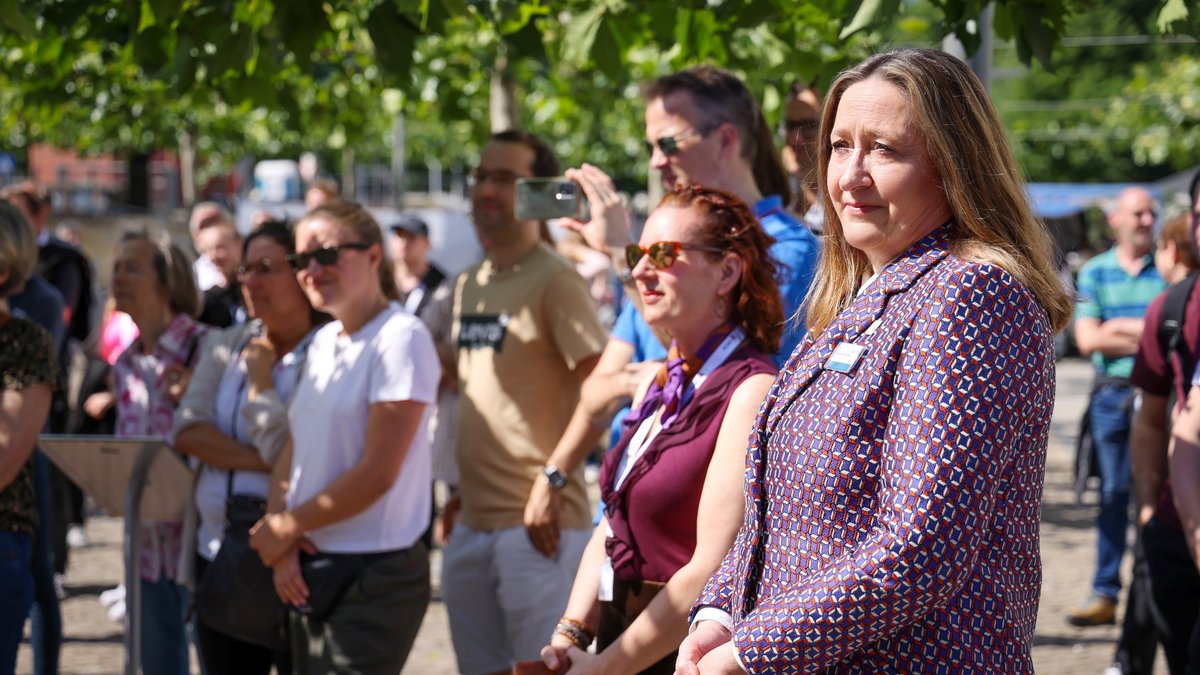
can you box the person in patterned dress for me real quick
[87,230,209,675]
[0,201,57,675]
[677,48,1073,674]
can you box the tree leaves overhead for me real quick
[992,0,1199,183]
[0,0,1195,187]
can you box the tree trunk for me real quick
[342,146,356,201]
[392,113,406,208]
[178,129,196,208]
[489,55,518,132]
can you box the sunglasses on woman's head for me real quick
[625,241,726,270]
[292,242,371,270]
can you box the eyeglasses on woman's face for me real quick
[292,242,371,270]
[236,257,293,280]
[625,241,726,270]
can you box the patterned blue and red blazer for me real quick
[694,227,1055,673]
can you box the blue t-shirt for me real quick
[611,299,669,364]
[1073,247,1165,378]
[755,195,820,367]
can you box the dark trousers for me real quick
[49,463,84,576]
[29,452,61,675]
[598,579,675,675]
[1143,517,1200,674]
[194,555,292,675]
[291,544,429,675]
[1115,527,1159,674]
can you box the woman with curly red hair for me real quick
[538,186,780,673]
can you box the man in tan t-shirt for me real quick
[442,129,606,675]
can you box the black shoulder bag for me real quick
[193,471,288,651]
[191,340,288,651]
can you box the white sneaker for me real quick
[106,599,125,623]
[66,524,89,548]
[1102,664,1124,675]
[99,584,125,607]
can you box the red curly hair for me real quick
[656,185,783,354]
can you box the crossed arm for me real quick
[0,384,52,490]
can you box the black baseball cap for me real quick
[390,214,429,238]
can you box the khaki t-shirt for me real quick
[453,243,607,531]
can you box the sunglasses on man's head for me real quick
[625,241,726,270]
[644,128,709,157]
[292,242,371,270]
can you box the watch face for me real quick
[544,467,567,489]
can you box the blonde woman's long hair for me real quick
[806,48,1071,337]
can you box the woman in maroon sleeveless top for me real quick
[539,186,781,674]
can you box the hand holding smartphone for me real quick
[515,178,591,221]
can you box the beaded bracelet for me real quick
[553,617,595,649]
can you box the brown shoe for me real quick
[1066,596,1117,626]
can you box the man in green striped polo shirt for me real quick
[1069,186,1165,628]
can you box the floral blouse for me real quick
[0,314,57,535]
[112,313,209,583]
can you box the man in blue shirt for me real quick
[525,66,821,552]
[1069,186,1165,628]
[565,66,818,367]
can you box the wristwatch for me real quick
[619,267,635,285]
[542,465,568,490]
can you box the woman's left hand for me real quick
[561,646,598,675]
[694,643,745,674]
[270,546,310,607]
[250,511,302,567]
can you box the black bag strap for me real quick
[1158,272,1199,404]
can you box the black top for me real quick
[0,315,57,534]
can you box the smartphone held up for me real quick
[515,178,591,222]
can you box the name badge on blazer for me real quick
[825,342,866,375]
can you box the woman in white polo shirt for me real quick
[250,201,440,675]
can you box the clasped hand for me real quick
[675,621,744,674]
[249,511,315,607]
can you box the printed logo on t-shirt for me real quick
[458,314,509,351]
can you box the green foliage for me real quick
[993,0,1199,182]
[1106,55,1200,168]
[0,0,1194,191]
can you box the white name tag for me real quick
[825,342,866,374]
[599,556,614,601]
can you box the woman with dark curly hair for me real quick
[539,186,780,674]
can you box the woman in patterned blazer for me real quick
[677,48,1073,674]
